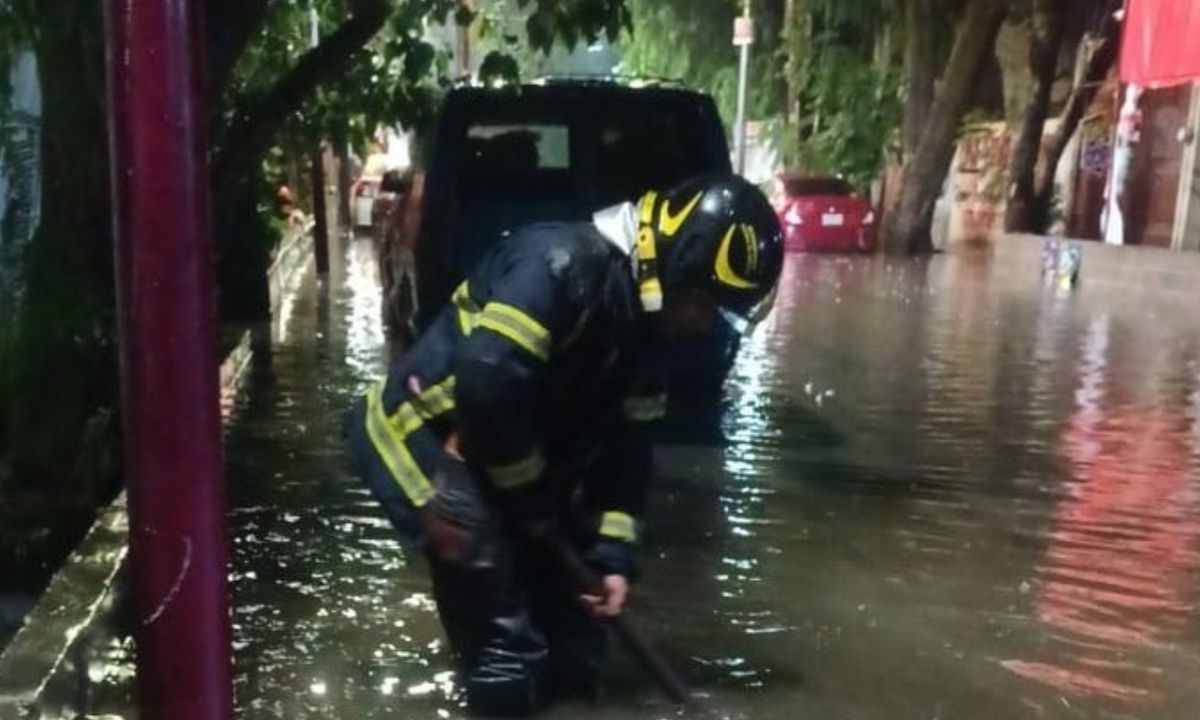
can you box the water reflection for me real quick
[238,248,1200,720]
[1004,313,1200,708]
[88,246,1200,719]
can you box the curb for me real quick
[0,498,128,720]
[0,226,315,719]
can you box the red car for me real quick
[773,174,877,252]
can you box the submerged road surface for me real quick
[95,237,1200,719]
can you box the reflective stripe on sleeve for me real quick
[476,302,552,361]
[623,393,668,422]
[452,282,480,336]
[404,376,457,422]
[598,511,638,543]
[487,449,546,491]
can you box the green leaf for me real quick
[404,41,437,82]
[454,3,478,27]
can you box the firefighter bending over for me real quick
[345,174,783,716]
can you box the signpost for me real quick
[733,6,754,176]
[309,0,330,275]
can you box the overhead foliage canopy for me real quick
[618,0,898,189]
[619,0,785,126]
[0,0,634,563]
[783,0,900,188]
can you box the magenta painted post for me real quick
[104,1,233,719]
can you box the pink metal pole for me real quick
[104,1,233,718]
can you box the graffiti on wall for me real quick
[951,124,1012,243]
[1080,112,1115,177]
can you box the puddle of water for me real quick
[95,244,1200,719]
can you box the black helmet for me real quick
[633,174,783,325]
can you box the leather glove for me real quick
[425,455,488,566]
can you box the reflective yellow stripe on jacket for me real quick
[453,282,480,336]
[452,284,552,363]
[476,302,552,361]
[363,377,457,507]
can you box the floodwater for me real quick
[101,236,1200,719]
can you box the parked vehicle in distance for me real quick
[351,153,394,229]
[394,79,741,402]
[773,173,877,253]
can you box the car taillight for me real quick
[785,206,803,226]
[863,210,876,225]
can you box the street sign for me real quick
[733,17,754,46]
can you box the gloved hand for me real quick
[425,455,488,566]
[423,511,476,566]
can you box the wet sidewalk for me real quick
[95,237,1200,719]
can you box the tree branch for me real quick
[887,0,1008,252]
[901,0,935,161]
[1004,0,1067,232]
[206,0,271,100]
[211,0,389,200]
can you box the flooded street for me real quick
[217,237,1200,720]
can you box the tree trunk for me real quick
[886,0,1008,253]
[1028,11,1120,228]
[205,0,270,102]
[310,145,330,275]
[6,0,118,495]
[1005,0,1068,233]
[336,142,353,230]
[901,0,935,162]
[783,0,799,126]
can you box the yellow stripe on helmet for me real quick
[715,224,759,290]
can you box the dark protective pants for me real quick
[345,398,608,716]
[426,529,609,716]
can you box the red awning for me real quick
[1121,0,1200,87]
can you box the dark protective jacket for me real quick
[354,220,668,577]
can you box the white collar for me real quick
[593,201,664,312]
[592,202,638,258]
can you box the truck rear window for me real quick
[464,123,570,171]
[593,102,720,206]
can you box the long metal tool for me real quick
[547,538,692,706]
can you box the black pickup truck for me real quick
[403,79,741,402]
